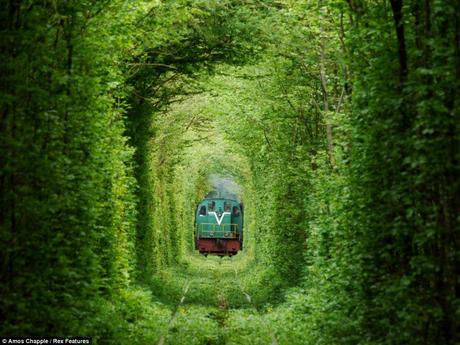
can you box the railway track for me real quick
[155,257,278,345]
[229,258,279,345]
[156,281,191,345]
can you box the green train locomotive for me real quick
[194,198,243,257]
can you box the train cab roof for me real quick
[196,198,242,208]
[200,197,239,202]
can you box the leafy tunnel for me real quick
[1,1,459,345]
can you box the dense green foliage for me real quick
[1,0,458,344]
[0,1,141,335]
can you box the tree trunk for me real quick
[318,0,335,168]
[389,0,408,83]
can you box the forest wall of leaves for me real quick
[1,1,458,344]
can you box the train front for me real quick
[195,198,243,257]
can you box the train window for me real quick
[208,201,215,211]
[232,206,240,217]
[199,205,206,216]
[224,202,231,212]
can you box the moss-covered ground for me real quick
[145,254,290,345]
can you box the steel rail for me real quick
[230,258,279,345]
[156,280,191,345]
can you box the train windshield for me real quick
[208,201,215,211]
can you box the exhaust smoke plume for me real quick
[205,174,242,201]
